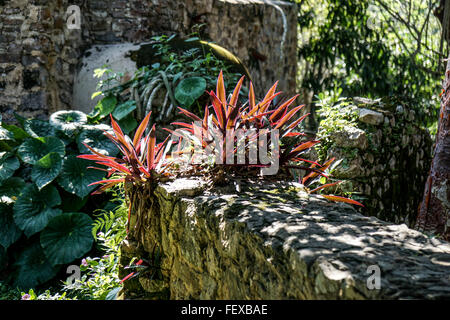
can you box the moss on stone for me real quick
[314,96,433,225]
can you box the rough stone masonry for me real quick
[315,97,433,227]
[119,178,450,299]
[0,0,297,123]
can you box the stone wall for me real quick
[118,178,450,300]
[314,97,433,227]
[0,0,297,123]
[0,0,83,122]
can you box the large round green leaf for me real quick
[175,77,207,108]
[31,152,63,190]
[23,119,55,138]
[0,203,22,249]
[0,152,19,182]
[13,184,62,237]
[13,243,59,289]
[77,124,118,157]
[112,100,137,121]
[0,177,26,198]
[49,110,87,137]
[57,155,105,198]
[17,137,65,165]
[41,212,94,265]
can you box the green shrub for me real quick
[88,34,249,129]
[0,111,117,290]
[60,190,128,300]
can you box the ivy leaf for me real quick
[1,124,30,141]
[57,155,105,198]
[175,77,207,108]
[41,212,94,266]
[0,152,20,182]
[17,137,65,165]
[12,243,60,289]
[13,184,62,237]
[0,127,15,142]
[0,203,22,249]
[31,152,63,190]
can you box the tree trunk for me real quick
[415,57,450,241]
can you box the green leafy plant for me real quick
[20,288,73,300]
[120,249,164,285]
[296,0,442,130]
[61,190,128,300]
[174,76,207,108]
[0,110,117,290]
[89,34,248,128]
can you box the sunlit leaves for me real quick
[17,137,65,165]
[0,152,20,182]
[31,152,63,190]
[58,155,106,198]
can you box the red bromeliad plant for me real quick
[78,112,171,191]
[168,71,363,207]
[166,71,321,173]
[77,112,172,232]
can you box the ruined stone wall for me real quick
[315,97,433,227]
[0,0,297,123]
[0,0,83,122]
[118,178,450,300]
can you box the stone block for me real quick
[358,108,384,125]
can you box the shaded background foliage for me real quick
[293,0,445,130]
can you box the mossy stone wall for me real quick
[118,178,450,300]
[315,97,433,226]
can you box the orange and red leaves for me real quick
[146,124,156,170]
[321,195,364,207]
[216,70,226,105]
[289,140,320,157]
[133,111,152,148]
[302,157,336,185]
[229,75,245,108]
[274,105,305,129]
[309,181,342,193]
